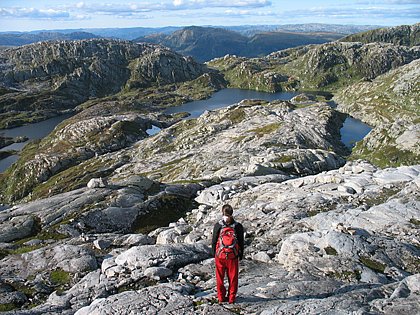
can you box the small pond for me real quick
[340,116,372,149]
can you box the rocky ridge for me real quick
[0,39,208,129]
[208,41,419,92]
[113,100,348,184]
[0,98,347,204]
[340,23,420,47]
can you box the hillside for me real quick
[334,59,420,167]
[341,23,420,46]
[0,39,208,129]
[207,25,420,169]
[208,41,419,92]
[137,26,343,61]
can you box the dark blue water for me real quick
[164,88,299,118]
[164,88,371,149]
[340,117,372,149]
[0,89,372,173]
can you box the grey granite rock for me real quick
[74,284,195,315]
[115,243,211,270]
[0,215,37,242]
[0,244,97,278]
[144,267,173,280]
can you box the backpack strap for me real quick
[220,220,236,228]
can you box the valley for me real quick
[0,23,418,314]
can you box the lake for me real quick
[164,88,300,119]
[164,88,371,148]
[0,89,371,173]
[0,114,73,172]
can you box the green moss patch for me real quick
[248,123,281,137]
[328,270,361,282]
[50,269,71,286]
[324,246,338,256]
[8,244,44,255]
[360,256,386,273]
[272,155,294,164]
[226,107,246,124]
[0,303,17,312]
[351,142,420,168]
[410,218,420,226]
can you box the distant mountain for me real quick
[0,31,99,46]
[82,27,181,40]
[227,23,380,36]
[340,23,420,46]
[138,26,248,62]
[243,31,343,57]
[275,23,381,35]
[136,26,343,62]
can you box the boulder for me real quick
[115,243,211,270]
[0,215,37,242]
[87,178,108,189]
[144,267,173,280]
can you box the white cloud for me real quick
[0,0,273,21]
[283,6,420,20]
[0,7,70,19]
[356,0,420,4]
[224,8,275,16]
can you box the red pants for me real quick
[215,256,239,303]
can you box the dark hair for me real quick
[222,204,233,216]
[222,204,234,225]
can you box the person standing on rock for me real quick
[211,204,244,304]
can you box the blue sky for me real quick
[0,0,419,32]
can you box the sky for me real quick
[0,0,419,32]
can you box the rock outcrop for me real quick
[0,39,208,128]
[113,100,348,185]
[0,98,347,204]
[340,23,420,47]
[334,59,420,167]
[0,113,151,203]
[208,41,420,92]
[1,161,418,314]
